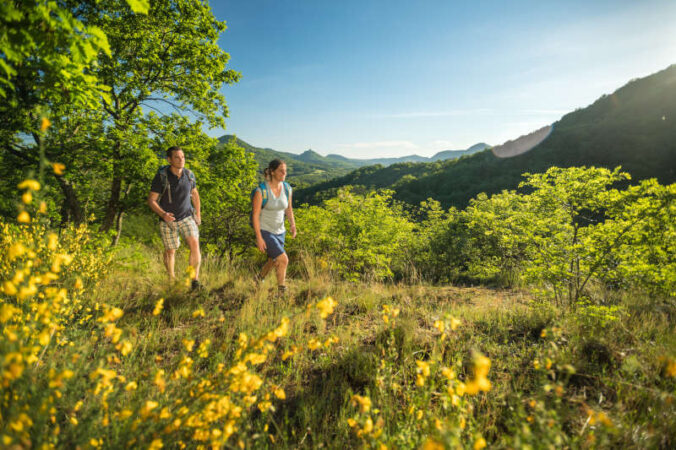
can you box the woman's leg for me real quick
[274,253,289,287]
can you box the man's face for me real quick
[168,150,185,169]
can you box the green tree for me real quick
[291,188,414,281]
[198,139,258,260]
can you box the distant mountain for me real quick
[324,143,489,167]
[217,136,361,186]
[295,65,676,208]
[218,135,490,186]
[429,143,491,161]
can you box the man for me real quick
[148,146,202,289]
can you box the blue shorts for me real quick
[261,230,286,260]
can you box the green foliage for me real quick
[410,167,675,302]
[290,188,414,281]
[198,139,258,259]
[0,0,241,238]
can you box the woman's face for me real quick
[271,163,287,181]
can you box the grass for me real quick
[3,228,674,449]
[72,241,674,448]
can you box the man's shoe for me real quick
[277,285,287,296]
[191,279,202,291]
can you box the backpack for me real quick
[157,165,196,204]
[250,181,290,227]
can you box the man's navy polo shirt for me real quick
[150,168,196,221]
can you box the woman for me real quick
[252,159,296,294]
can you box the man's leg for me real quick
[274,253,289,287]
[164,249,176,280]
[185,235,201,280]
[260,258,274,279]
[159,221,180,281]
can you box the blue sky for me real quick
[210,0,676,158]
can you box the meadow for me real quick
[1,178,674,448]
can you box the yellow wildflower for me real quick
[18,179,41,191]
[52,162,66,175]
[183,339,195,352]
[153,298,164,316]
[148,439,163,450]
[416,374,425,387]
[22,191,32,204]
[17,211,30,223]
[422,438,444,450]
[416,360,430,377]
[141,401,159,417]
[125,381,138,391]
[40,117,51,131]
[192,307,205,318]
[307,339,321,350]
[433,320,445,333]
[3,281,18,296]
[473,437,487,450]
[316,296,338,318]
[450,317,461,330]
[154,370,166,393]
[351,395,371,413]
[274,387,286,399]
[441,367,455,379]
[8,243,26,260]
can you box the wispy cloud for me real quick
[368,108,569,119]
[338,140,420,150]
[369,109,493,119]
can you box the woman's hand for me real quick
[256,235,267,253]
[290,224,297,238]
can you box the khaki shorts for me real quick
[159,216,199,250]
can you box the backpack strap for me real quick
[184,168,197,189]
[282,182,291,201]
[258,182,269,209]
[158,165,172,204]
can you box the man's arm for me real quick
[191,187,201,225]
[148,191,175,223]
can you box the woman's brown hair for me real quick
[264,159,285,180]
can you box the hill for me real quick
[218,136,361,186]
[295,65,676,207]
[217,135,489,186]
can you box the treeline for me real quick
[290,166,675,305]
[296,65,676,209]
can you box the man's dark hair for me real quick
[166,146,183,158]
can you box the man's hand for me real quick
[290,224,297,238]
[193,212,201,226]
[162,212,176,223]
[256,236,267,253]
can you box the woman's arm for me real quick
[286,189,296,238]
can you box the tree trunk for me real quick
[111,181,133,246]
[102,175,121,231]
[55,176,85,224]
[112,210,124,247]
